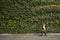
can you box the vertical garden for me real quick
[0,0,60,33]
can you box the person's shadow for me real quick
[33,33,41,36]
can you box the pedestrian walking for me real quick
[40,23,47,36]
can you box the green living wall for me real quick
[0,0,60,33]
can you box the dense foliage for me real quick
[0,0,60,33]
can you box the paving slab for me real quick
[0,33,60,40]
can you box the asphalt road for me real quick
[0,33,60,40]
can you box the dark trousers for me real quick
[41,31,47,36]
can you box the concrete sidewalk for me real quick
[0,33,60,40]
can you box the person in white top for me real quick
[41,23,47,36]
[43,24,46,31]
